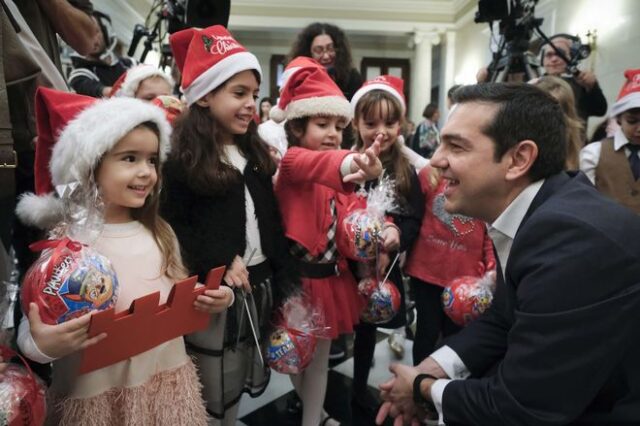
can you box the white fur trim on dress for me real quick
[350,83,406,115]
[182,51,262,106]
[117,66,175,98]
[16,192,64,229]
[611,92,640,117]
[281,96,352,121]
[50,97,172,187]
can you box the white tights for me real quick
[289,338,331,426]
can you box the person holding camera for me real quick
[68,11,136,98]
[540,35,607,124]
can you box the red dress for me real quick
[276,147,365,338]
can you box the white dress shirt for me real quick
[580,128,637,185]
[429,179,545,424]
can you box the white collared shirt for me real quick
[580,128,638,185]
[429,179,545,425]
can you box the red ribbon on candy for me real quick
[29,238,85,285]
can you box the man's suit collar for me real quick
[519,171,589,231]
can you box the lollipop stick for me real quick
[381,252,401,285]
[244,295,264,367]
[236,248,257,346]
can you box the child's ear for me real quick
[290,123,304,139]
[195,94,211,108]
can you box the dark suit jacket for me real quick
[442,172,640,425]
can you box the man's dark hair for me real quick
[447,84,462,100]
[422,103,439,119]
[452,83,567,181]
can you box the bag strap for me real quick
[0,0,17,249]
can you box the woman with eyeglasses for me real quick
[288,22,363,102]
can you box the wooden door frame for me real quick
[360,57,411,107]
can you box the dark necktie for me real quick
[627,144,640,180]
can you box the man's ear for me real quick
[505,140,538,181]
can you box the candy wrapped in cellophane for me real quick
[0,347,46,426]
[20,183,119,325]
[266,296,330,374]
[442,271,496,327]
[337,176,398,261]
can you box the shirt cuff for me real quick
[431,378,452,425]
[224,286,236,307]
[340,154,356,177]
[17,316,57,364]
[430,345,471,380]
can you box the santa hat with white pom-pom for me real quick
[16,87,172,229]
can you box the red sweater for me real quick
[275,147,355,256]
[404,167,495,287]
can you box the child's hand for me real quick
[194,286,234,314]
[224,255,251,293]
[28,303,106,359]
[381,225,401,252]
[343,139,383,184]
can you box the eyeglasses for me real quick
[311,44,336,56]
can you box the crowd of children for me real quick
[3,21,639,426]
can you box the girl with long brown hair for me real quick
[161,25,299,425]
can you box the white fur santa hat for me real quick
[169,25,262,106]
[611,68,640,117]
[16,87,172,229]
[109,64,175,98]
[269,56,351,123]
[350,75,406,115]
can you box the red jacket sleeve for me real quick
[280,147,356,194]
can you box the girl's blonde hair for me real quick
[353,90,413,203]
[531,76,584,170]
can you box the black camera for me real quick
[476,0,543,82]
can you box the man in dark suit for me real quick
[376,83,640,425]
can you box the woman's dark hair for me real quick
[288,22,355,89]
[259,97,274,121]
[170,72,276,195]
[422,103,439,120]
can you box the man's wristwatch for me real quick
[413,373,438,412]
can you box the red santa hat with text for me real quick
[169,25,262,106]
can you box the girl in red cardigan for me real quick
[404,165,496,364]
[273,57,382,426]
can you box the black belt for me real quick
[296,259,339,279]
[247,260,272,284]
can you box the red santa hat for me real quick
[109,64,175,98]
[350,75,406,115]
[611,68,640,117]
[169,25,262,106]
[269,56,351,123]
[16,87,172,229]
